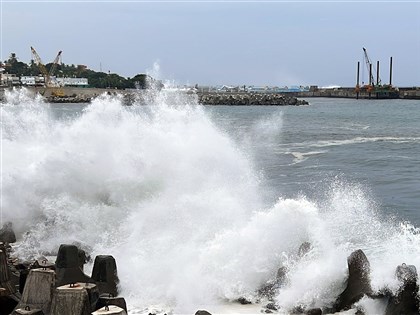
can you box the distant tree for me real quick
[3,51,163,90]
[6,53,29,75]
[8,53,17,64]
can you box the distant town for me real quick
[0,51,315,94]
[0,51,162,90]
[1,50,419,100]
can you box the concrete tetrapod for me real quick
[332,249,372,312]
[55,244,94,287]
[96,293,127,313]
[0,222,16,244]
[92,305,127,315]
[385,263,420,315]
[91,256,119,297]
[50,283,91,315]
[15,268,55,314]
[0,249,16,295]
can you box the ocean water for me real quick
[1,88,420,314]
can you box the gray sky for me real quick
[1,0,420,87]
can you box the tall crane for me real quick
[362,47,381,87]
[48,50,62,84]
[30,46,62,87]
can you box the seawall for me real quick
[1,86,419,104]
[294,87,420,99]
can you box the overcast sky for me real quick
[1,0,420,87]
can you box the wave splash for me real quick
[2,88,419,313]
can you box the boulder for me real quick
[385,263,419,315]
[195,311,212,315]
[237,297,252,304]
[258,266,288,300]
[265,302,278,311]
[298,242,312,257]
[332,249,372,312]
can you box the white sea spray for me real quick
[2,88,419,314]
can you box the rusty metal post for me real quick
[369,63,372,99]
[356,61,360,99]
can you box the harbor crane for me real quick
[30,46,62,88]
[355,48,396,98]
[362,47,381,87]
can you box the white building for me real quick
[21,76,36,86]
[20,76,45,86]
[1,73,20,86]
[56,77,88,87]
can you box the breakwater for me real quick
[197,92,308,105]
[294,87,420,99]
[0,87,309,106]
[1,86,419,104]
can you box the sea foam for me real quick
[2,88,419,314]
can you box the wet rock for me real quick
[332,249,372,312]
[237,297,252,304]
[55,244,94,287]
[195,311,212,315]
[298,242,312,257]
[385,263,419,315]
[355,307,366,315]
[0,222,16,244]
[266,302,278,311]
[258,281,277,300]
[291,305,305,314]
[306,308,322,315]
[258,266,288,300]
[277,266,288,283]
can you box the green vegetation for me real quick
[1,52,163,90]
